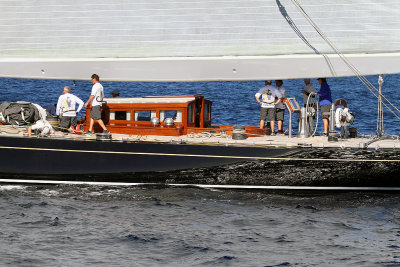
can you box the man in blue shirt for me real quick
[314,78,332,136]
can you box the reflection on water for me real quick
[1,185,400,266]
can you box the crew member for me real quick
[112,89,120,98]
[255,80,282,135]
[314,78,332,136]
[56,86,84,133]
[84,74,109,134]
[27,120,54,136]
[275,80,286,135]
[301,78,316,107]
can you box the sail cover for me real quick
[0,0,400,81]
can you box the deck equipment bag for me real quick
[0,101,40,126]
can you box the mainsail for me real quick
[0,0,399,81]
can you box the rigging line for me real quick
[291,0,400,116]
[276,0,337,76]
[290,0,400,120]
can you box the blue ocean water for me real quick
[1,75,400,134]
[1,185,400,266]
[1,76,400,266]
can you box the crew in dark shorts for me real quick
[275,80,286,135]
[254,80,282,135]
[84,74,109,134]
[314,78,332,136]
[56,86,84,133]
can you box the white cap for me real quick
[42,126,50,135]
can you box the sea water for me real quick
[1,186,400,266]
[1,75,400,134]
[1,76,400,266]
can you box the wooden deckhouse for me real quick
[86,94,266,136]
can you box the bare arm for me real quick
[255,95,262,104]
[85,95,94,108]
[27,126,33,136]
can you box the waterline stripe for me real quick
[1,179,400,191]
[1,145,400,162]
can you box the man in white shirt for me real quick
[255,80,282,135]
[27,120,55,136]
[84,74,109,134]
[56,86,84,132]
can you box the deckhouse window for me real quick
[134,110,156,121]
[188,104,194,123]
[110,111,131,120]
[204,102,210,122]
[160,110,182,123]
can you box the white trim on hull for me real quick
[1,53,400,81]
[1,179,400,191]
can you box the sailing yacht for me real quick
[0,0,400,188]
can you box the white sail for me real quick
[0,0,400,81]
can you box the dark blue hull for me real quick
[1,135,400,187]
[0,135,295,175]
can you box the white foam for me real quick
[0,185,27,191]
[38,189,60,196]
[1,179,400,191]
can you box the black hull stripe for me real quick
[1,145,400,162]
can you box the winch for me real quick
[329,99,356,139]
[296,94,317,138]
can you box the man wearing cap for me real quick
[56,86,84,133]
[27,120,55,136]
[255,80,282,135]
[112,89,119,98]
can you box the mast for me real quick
[377,75,384,137]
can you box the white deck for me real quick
[109,133,400,150]
[1,125,399,150]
